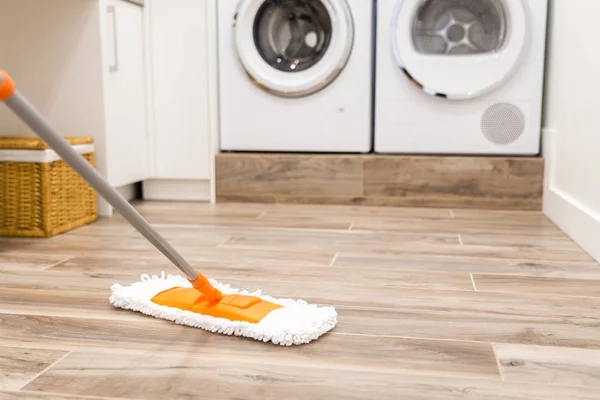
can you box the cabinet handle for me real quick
[107,5,119,73]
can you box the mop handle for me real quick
[0,70,216,291]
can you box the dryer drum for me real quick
[413,0,508,55]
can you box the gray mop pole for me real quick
[0,70,199,282]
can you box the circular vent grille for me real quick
[481,103,525,145]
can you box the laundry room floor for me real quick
[1,201,599,399]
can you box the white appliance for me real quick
[375,0,548,155]
[218,0,373,152]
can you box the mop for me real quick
[0,70,337,346]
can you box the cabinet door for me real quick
[104,0,149,187]
[149,0,211,180]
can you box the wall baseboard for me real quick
[142,179,211,201]
[97,183,140,217]
[116,183,138,202]
[542,127,600,262]
[544,187,600,262]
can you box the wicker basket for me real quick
[0,136,98,237]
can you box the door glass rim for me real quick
[390,0,528,100]
[234,0,355,98]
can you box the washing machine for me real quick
[375,0,548,155]
[218,0,373,152]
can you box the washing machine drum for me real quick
[254,1,332,72]
[235,0,354,97]
[393,0,527,100]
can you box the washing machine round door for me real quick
[392,0,527,100]
[234,0,354,97]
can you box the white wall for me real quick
[542,0,600,261]
[0,0,106,142]
[0,0,114,214]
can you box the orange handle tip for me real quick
[0,70,16,102]
[189,271,223,303]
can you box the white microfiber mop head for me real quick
[109,272,338,346]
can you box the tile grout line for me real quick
[18,350,73,390]
[470,273,478,291]
[0,335,495,356]
[329,253,339,267]
[15,390,127,400]
[491,344,505,381]
[0,308,147,321]
[42,256,77,271]
[215,235,234,247]
[215,191,543,210]
[214,245,337,259]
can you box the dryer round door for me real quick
[392,0,527,100]
[234,0,354,97]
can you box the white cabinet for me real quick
[142,0,216,201]
[102,0,150,188]
[0,0,216,211]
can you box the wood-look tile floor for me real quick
[1,201,600,399]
